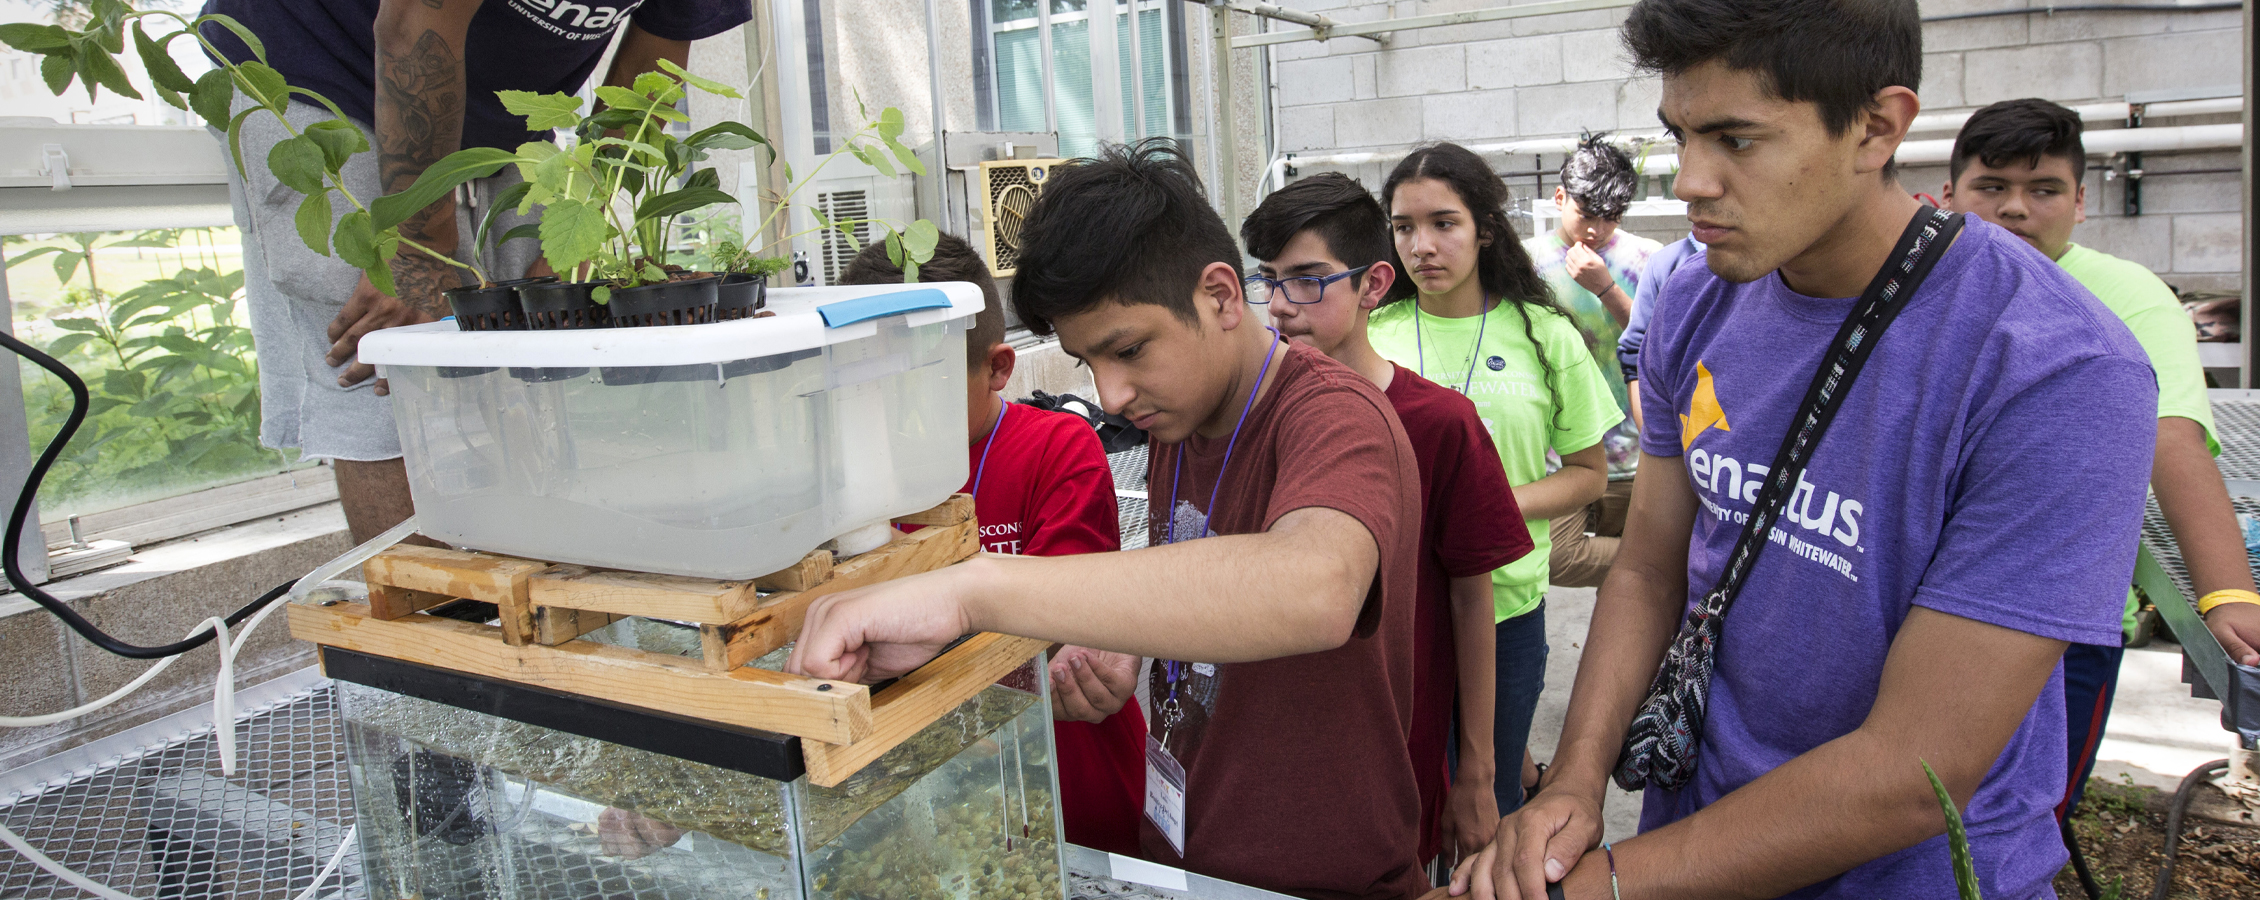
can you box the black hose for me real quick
[1923,3,2243,22]
[2149,758,2231,900]
[2062,814,2104,900]
[0,329,296,659]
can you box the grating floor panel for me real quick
[1109,445,1151,552]
[0,684,357,900]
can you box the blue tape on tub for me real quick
[818,288,953,327]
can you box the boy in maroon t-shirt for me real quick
[840,235,1148,856]
[791,141,1431,899]
[1245,174,1535,871]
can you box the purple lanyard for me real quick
[1164,330,1280,546]
[970,402,1009,500]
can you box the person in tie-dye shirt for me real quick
[1521,135,1660,586]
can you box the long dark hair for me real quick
[1382,141,1573,429]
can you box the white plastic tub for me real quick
[360,283,978,580]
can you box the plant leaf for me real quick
[1922,761,1984,900]
[477,180,533,253]
[76,47,139,101]
[634,186,737,223]
[52,250,84,285]
[40,52,76,95]
[189,67,234,129]
[266,134,327,194]
[902,218,940,261]
[133,23,194,93]
[889,139,927,176]
[656,58,738,98]
[878,106,905,141]
[3,246,63,268]
[45,333,95,358]
[234,60,289,110]
[685,167,720,191]
[369,147,517,232]
[303,119,368,171]
[294,191,332,257]
[224,106,260,179]
[497,223,542,245]
[196,13,266,63]
[0,23,71,53]
[537,198,607,275]
[685,120,767,153]
[332,210,378,268]
[497,90,584,131]
[54,317,104,334]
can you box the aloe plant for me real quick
[1923,761,1986,900]
[0,1,519,296]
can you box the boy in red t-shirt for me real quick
[1243,174,1535,871]
[840,234,1148,856]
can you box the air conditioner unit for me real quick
[749,154,915,286]
[975,158,1067,278]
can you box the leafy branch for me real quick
[0,0,518,294]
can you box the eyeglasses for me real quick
[1243,264,1372,305]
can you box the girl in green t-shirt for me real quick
[1366,142,1624,814]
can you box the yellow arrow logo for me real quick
[1680,360,1731,450]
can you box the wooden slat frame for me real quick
[363,545,547,646]
[698,517,980,672]
[290,600,872,744]
[529,565,760,624]
[801,632,1050,787]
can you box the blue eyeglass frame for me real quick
[1243,263,1374,305]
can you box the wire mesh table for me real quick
[2133,389,2260,703]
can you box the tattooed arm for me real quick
[329,0,483,390]
[601,24,692,90]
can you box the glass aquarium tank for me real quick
[331,645,1065,900]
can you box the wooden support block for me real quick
[531,606,625,646]
[531,564,759,624]
[890,493,975,527]
[364,545,548,647]
[365,583,454,620]
[752,550,833,593]
[801,632,1050,787]
[699,517,981,672]
[289,600,872,744]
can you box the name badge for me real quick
[1143,733,1188,856]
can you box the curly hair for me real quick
[1560,132,1638,222]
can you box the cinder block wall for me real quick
[1265,0,2245,292]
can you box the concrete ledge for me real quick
[0,504,350,772]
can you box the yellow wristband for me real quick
[2196,590,2260,615]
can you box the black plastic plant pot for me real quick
[520,280,611,330]
[608,274,719,328]
[713,272,767,321]
[444,276,555,332]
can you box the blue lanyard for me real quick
[970,402,1009,500]
[1413,296,1492,394]
[1164,330,1281,546]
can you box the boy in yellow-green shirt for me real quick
[1945,97,2260,819]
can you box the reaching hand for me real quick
[597,807,683,859]
[1565,242,1616,297]
[1449,790,1602,899]
[2206,602,2260,667]
[786,564,979,683]
[1050,646,1140,723]
[1438,776,1502,863]
[329,267,444,394]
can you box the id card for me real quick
[1143,733,1188,856]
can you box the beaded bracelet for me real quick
[1602,842,1622,900]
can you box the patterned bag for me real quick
[1613,207,1966,792]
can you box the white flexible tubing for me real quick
[0,518,415,898]
[0,817,356,900]
[0,516,420,731]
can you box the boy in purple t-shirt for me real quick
[1454,1,2156,898]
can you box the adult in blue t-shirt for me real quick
[1456,1,2157,898]
[196,0,748,546]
